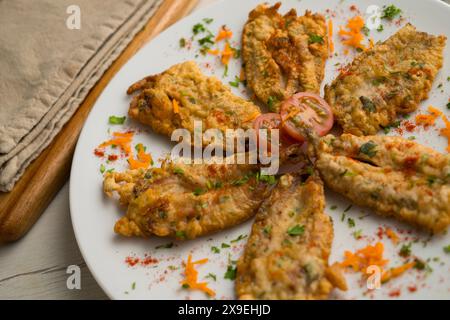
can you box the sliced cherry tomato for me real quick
[253,113,298,149]
[280,92,334,142]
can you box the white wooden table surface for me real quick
[1,0,448,300]
[0,0,214,300]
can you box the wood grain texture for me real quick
[0,0,199,243]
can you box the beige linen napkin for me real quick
[0,0,163,191]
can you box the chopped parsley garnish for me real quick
[206,180,222,190]
[267,96,278,112]
[229,76,241,87]
[223,64,229,77]
[221,242,230,248]
[135,144,146,153]
[347,218,356,228]
[359,141,378,157]
[257,173,277,185]
[344,204,353,213]
[399,243,412,257]
[155,242,173,249]
[206,273,217,281]
[382,120,401,134]
[231,175,250,186]
[182,283,190,289]
[330,205,338,210]
[100,164,106,174]
[353,229,363,239]
[447,102,450,110]
[106,168,115,173]
[211,246,220,254]
[175,231,186,239]
[224,265,237,280]
[362,25,370,36]
[198,33,214,46]
[287,225,305,236]
[381,5,402,20]
[173,168,184,175]
[360,96,376,112]
[193,188,206,196]
[179,38,186,48]
[443,245,450,254]
[108,115,126,125]
[377,24,384,32]
[131,282,136,290]
[413,258,426,270]
[231,234,248,243]
[203,18,214,24]
[263,225,272,236]
[308,34,324,44]
[192,23,206,34]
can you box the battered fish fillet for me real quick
[236,173,347,300]
[127,61,261,142]
[242,2,328,111]
[315,134,450,233]
[325,24,446,136]
[103,158,274,239]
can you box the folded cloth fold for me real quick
[0,0,163,191]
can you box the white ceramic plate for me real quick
[70,0,450,299]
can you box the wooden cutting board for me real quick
[0,0,199,243]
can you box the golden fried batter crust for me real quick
[127,61,261,141]
[325,24,446,136]
[236,174,347,300]
[315,134,450,233]
[103,159,274,239]
[242,2,328,111]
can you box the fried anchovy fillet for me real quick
[242,2,328,111]
[325,24,446,136]
[103,158,275,240]
[127,61,261,141]
[236,173,347,300]
[315,134,450,233]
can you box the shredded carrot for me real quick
[242,111,261,123]
[216,26,233,42]
[208,48,220,55]
[180,254,215,297]
[97,131,152,170]
[369,37,374,49]
[415,105,443,127]
[385,228,399,245]
[440,114,450,152]
[340,242,389,274]
[338,16,366,50]
[128,143,153,169]
[98,131,133,155]
[328,19,334,54]
[381,262,415,283]
[172,99,180,114]
[221,42,234,65]
[281,109,301,125]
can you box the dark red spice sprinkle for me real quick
[94,149,104,157]
[408,285,417,293]
[141,256,158,266]
[125,256,140,267]
[376,227,384,239]
[404,121,416,132]
[389,289,401,297]
[108,154,118,161]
